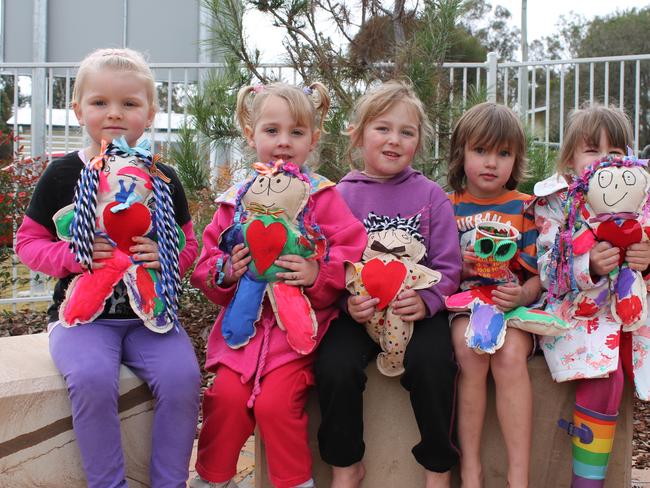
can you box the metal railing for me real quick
[1,52,649,307]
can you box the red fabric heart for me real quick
[247,219,287,275]
[596,220,642,250]
[361,259,407,311]
[103,202,151,254]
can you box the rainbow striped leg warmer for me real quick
[559,404,617,487]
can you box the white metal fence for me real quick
[1,52,649,306]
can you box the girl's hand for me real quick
[492,283,524,312]
[461,247,477,280]
[589,241,620,277]
[130,236,161,270]
[275,255,319,287]
[348,295,379,323]
[625,241,650,271]
[222,243,251,287]
[392,289,426,321]
[88,236,114,270]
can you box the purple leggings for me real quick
[49,319,201,488]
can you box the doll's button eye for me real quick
[622,170,636,186]
[250,176,270,194]
[597,170,613,188]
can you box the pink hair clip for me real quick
[253,84,265,94]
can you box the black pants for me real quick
[315,310,459,472]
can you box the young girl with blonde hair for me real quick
[190,82,366,488]
[15,47,201,488]
[315,80,461,488]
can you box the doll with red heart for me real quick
[553,155,650,331]
[345,212,441,376]
[52,138,185,332]
[218,160,329,354]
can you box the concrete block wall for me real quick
[0,333,154,488]
[256,356,632,488]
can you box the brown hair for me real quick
[72,48,157,109]
[235,82,330,136]
[447,102,527,193]
[557,104,633,175]
[346,80,433,168]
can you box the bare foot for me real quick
[425,469,451,488]
[331,462,366,488]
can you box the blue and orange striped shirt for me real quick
[448,190,538,286]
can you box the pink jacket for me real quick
[191,186,367,381]
[15,216,198,279]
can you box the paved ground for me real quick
[188,437,648,488]
[634,467,650,487]
[189,437,255,488]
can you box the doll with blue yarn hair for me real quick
[189,81,366,488]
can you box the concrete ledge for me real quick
[0,333,154,488]
[256,356,632,488]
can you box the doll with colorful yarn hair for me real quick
[534,104,650,487]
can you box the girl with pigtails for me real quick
[189,82,366,488]
[15,48,201,488]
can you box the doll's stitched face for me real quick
[242,172,309,219]
[363,228,426,262]
[587,166,649,215]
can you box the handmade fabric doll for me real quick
[53,138,184,333]
[345,212,440,376]
[446,221,568,354]
[549,154,650,331]
[218,160,330,354]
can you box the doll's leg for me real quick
[314,312,379,488]
[122,323,201,487]
[269,281,317,354]
[490,328,533,488]
[375,307,411,376]
[221,273,267,348]
[49,320,128,488]
[565,364,625,488]
[613,265,647,330]
[451,315,489,488]
[255,357,314,488]
[404,311,459,483]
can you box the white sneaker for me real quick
[188,476,239,488]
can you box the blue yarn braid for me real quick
[151,173,181,327]
[70,156,102,270]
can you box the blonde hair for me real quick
[447,102,527,193]
[235,82,330,136]
[557,104,633,175]
[346,80,433,167]
[73,48,157,109]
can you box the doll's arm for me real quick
[302,188,367,310]
[189,205,237,306]
[14,215,82,278]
